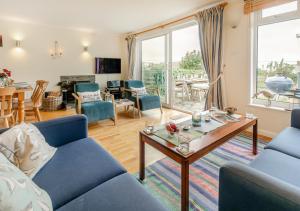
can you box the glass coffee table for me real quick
[115,99,135,120]
[139,115,258,211]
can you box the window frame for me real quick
[251,0,300,108]
[137,20,201,110]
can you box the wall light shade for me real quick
[0,35,3,47]
[83,46,88,52]
[226,0,243,29]
[15,40,21,48]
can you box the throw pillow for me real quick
[0,152,53,211]
[77,90,102,103]
[0,123,57,178]
[130,87,148,97]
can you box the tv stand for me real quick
[106,80,123,99]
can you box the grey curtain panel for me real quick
[126,35,137,80]
[196,5,225,110]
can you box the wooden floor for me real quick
[39,107,271,174]
[40,107,189,173]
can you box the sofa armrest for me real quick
[219,162,300,211]
[291,109,300,129]
[33,115,88,147]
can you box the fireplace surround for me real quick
[59,75,95,105]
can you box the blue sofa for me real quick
[219,109,300,211]
[9,115,166,211]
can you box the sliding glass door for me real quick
[171,24,207,111]
[141,35,168,105]
[139,22,207,112]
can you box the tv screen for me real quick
[95,58,121,74]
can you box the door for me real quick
[141,35,169,105]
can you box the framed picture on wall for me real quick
[0,35,2,47]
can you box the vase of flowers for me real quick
[0,69,13,87]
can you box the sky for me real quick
[142,24,200,63]
[258,18,300,66]
[141,2,300,67]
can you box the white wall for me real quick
[0,20,123,91]
[223,0,291,137]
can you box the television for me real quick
[95,58,121,74]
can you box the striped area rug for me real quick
[139,135,266,211]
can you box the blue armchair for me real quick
[124,80,162,118]
[73,83,116,124]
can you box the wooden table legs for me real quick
[181,160,189,211]
[253,120,258,155]
[17,92,25,123]
[139,135,145,181]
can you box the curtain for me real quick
[244,0,293,14]
[196,5,225,110]
[126,35,137,80]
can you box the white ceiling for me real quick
[0,0,217,34]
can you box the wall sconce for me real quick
[50,41,63,59]
[83,46,88,52]
[15,40,21,48]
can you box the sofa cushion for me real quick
[33,138,126,209]
[0,152,53,211]
[81,101,114,123]
[265,127,300,159]
[250,149,300,188]
[57,173,166,211]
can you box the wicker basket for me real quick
[42,95,63,111]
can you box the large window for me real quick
[252,0,300,109]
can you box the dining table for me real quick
[13,85,33,123]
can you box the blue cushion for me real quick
[56,173,167,211]
[130,95,161,111]
[33,138,126,209]
[81,101,114,123]
[219,162,300,211]
[74,83,100,92]
[265,127,300,159]
[250,149,300,188]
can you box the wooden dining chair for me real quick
[0,87,16,128]
[14,80,48,122]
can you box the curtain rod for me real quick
[126,1,227,39]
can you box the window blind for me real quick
[244,0,294,14]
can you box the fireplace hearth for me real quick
[59,75,95,105]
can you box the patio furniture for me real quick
[191,83,209,101]
[73,83,116,124]
[174,81,190,102]
[124,80,162,118]
[279,89,300,110]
